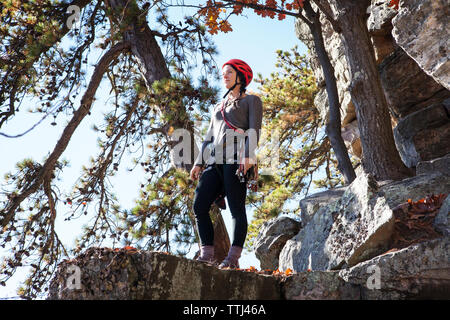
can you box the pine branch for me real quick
[1,41,131,228]
[0,0,93,129]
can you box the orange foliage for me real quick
[197,0,402,35]
[229,265,295,276]
[198,0,234,34]
[114,245,138,252]
[244,265,259,272]
[198,0,305,34]
[271,267,294,276]
[387,0,400,10]
[387,193,446,253]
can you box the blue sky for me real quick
[0,4,307,298]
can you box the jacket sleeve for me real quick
[193,109,215,167]
[244,95,263,160]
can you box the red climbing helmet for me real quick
[222,59,253,87]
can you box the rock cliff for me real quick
[48,158,449,300]
[295,0,450,164]
[262,0,450,299]
[256,156,449,300]
[48,248,281,300]
[277,161,449,272]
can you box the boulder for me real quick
[393,99,450,168]
[280,173,395,272]
[416,153,450,176]
[433,194,450,236]
[325,184,395,269]
[253,216,302,270]
[282,270,360,300]
[339,238,450,299]
[379,47,449,119]
[279,171,450,273]
[392,0,450,91]
[299,186,347,226]
[279,202,334,272]
[48,248,281,300]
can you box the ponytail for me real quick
[237,72,247,98]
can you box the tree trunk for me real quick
[106,0,170,83]
[106,0,196,172]
[192,206,231,263]
[303,2,356,184]
[211,206,231,263]
[331,0,413,181]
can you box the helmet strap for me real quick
[223,65,245,99]
[222,81,239,99]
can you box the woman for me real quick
[190,59,263,269]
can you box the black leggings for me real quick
[193,163,248,248]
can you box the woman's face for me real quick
[222,65,240,90]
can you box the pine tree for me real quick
[246,47,351,247]
[0,0,220,298]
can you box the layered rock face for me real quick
[295,0,450,166]
[393,100,450,167]
[49,157,449,300]
[277,169,449,273]
[48,248,281,300]
[391,0,450,91]
[252,151,450,299]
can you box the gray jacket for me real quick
[194,94,263,167]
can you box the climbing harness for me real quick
[220,100,259,192]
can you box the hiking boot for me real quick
[218,246,242,269]
[196,256,216,265]
[195,245,215,265]
[218,258,239,269]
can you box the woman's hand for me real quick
[190,165,203,180]
[240,157,256,175]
